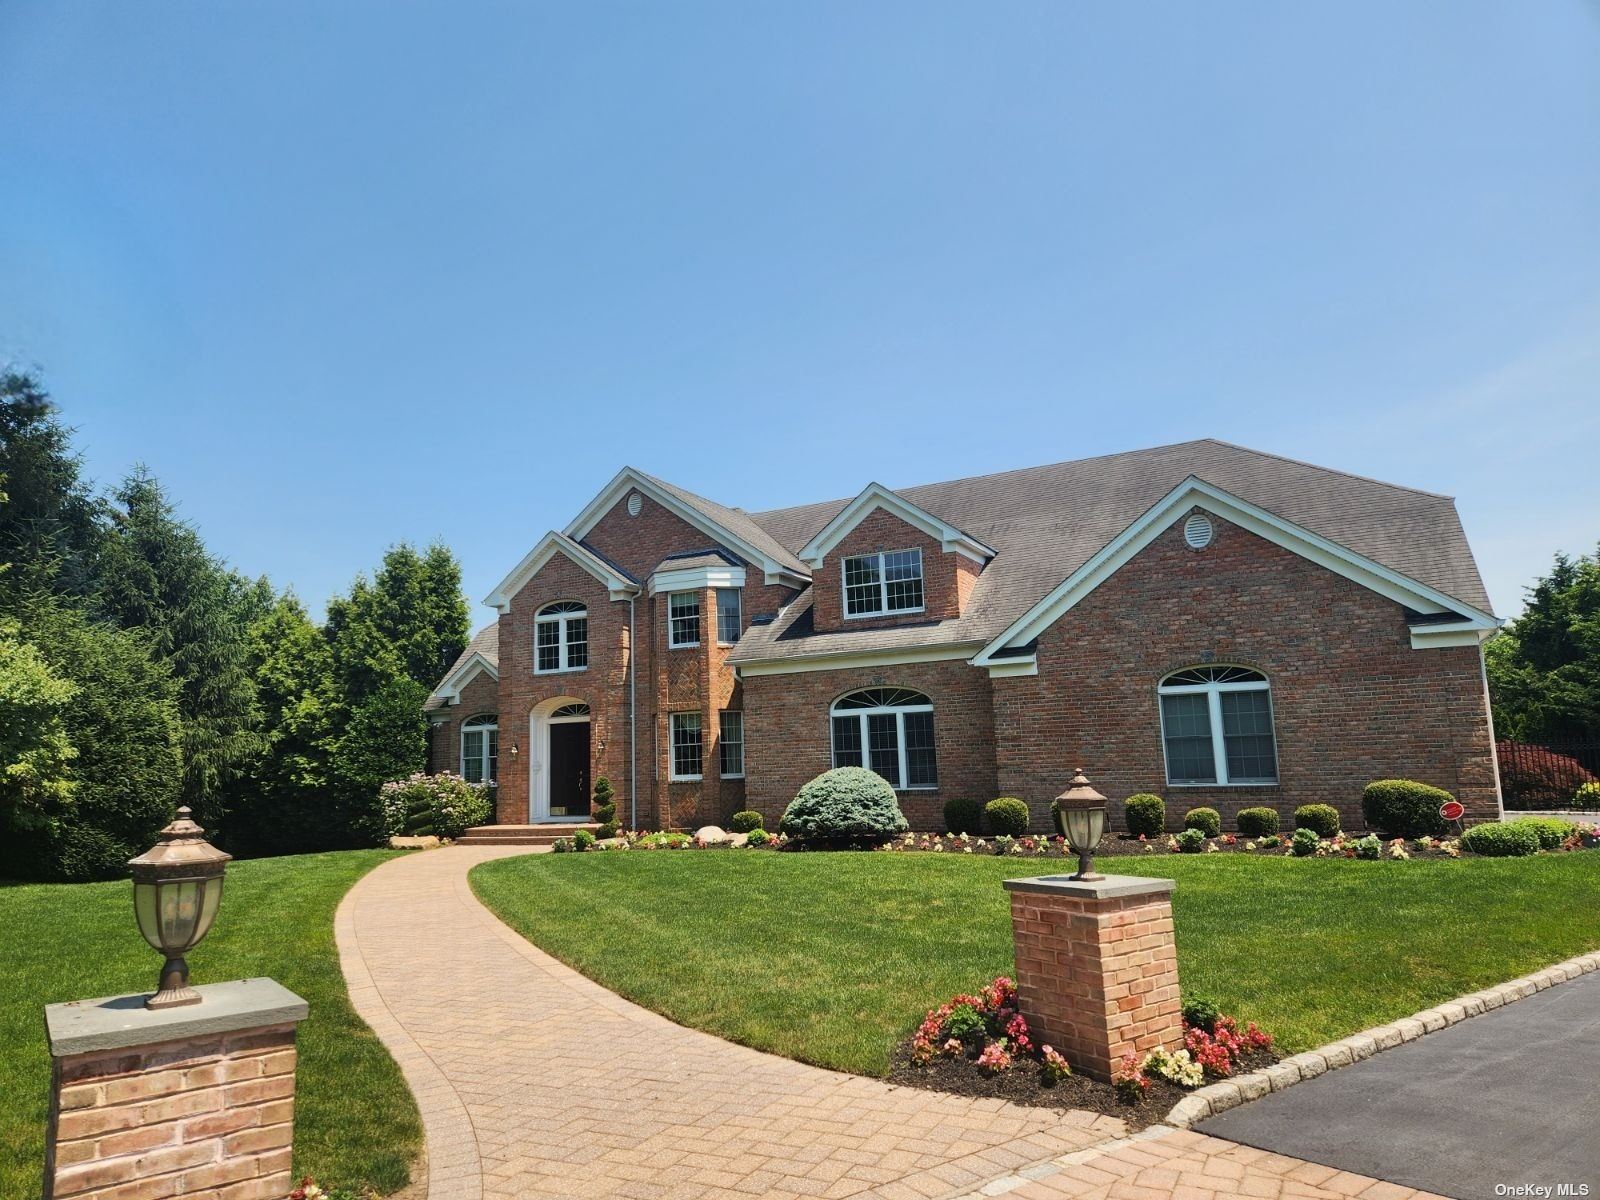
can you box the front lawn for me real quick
[0,850,421,1199]
[471,850,1600,1077]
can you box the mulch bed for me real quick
[886,1038,1278,1131]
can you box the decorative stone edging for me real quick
[1165,947,1600,1128]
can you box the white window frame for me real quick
[1157,667,1278,787]
[534,601,588,674]
[718,710,745,779]
[669,711,703,781]
[668,591,701,649]
[716,588,742,646]
[829,689,938,790]
[841,548,925,619]
[460,714,499,784]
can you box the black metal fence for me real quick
[1497,740,1600,810]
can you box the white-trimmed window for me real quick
[670,712,703,780]
[668,591,701,648]
[716,588,742,645]
[460,713,499,784]
[535,601,588,673]
[719,710,744,778]
[830,687,937,789]
[1158,666,1278,786]
[842,549,924,617]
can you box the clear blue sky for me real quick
[2,3,1595,622]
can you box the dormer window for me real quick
[535,601,588,673]
[843,549,924,618]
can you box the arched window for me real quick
[1158,666,1277,785]
[536,601,588,673]
[830,688,937,789]
[461,713,499,784]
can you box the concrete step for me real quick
[457,823,600,846]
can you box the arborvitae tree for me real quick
[97,469,261,833]
[334,676,430,846]
[1486,547,1600,742]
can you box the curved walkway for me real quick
[335,846,1122,1200]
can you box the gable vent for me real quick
[627,491,643,517]
[1183,513,1214,550]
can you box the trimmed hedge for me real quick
[1236,807,1279,837]
[943,797,984,835]
[985,797,1030,837]
[1512,816,1577,850]
[1362,780,1451,838]
[1183,807,1221,838]
[1461,821,1541,857]
[729,810,765,834]
[1294,804,1341,839]
[780,767,909,844]
[1124,793,1166,837]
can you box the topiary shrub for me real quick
[780,766,909,845]
[591,776,618,838]
[1124,793,1166,837]
[1236,807,1279,837]
[1175,827,1206,853]
[1361,780,1451,838]
[1510,816,1576,850]
[1183,807,1221,838]
[1461,821,1541,857]
[1294,804,1341,839]
[1291,827,1320,857]
[729,809,764,834]
[985,797,1030,837]
[943,797,984,835]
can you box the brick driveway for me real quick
[335,847,1444,1200]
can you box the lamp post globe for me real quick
[128,807,232,1010]
[1052,768,1108,882]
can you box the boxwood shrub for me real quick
[1294,803,1342,839]
[729,809,765,834]
[1236,807,1279,837]
[1124,793,1166,837]
[1461,821,1541,857]
[780,766,909,844]
[1361,779,1451,838]
[985,797,1030,837]
[1183,806,1221,838]
[943,797,984,835]
[1511,816,1576,850]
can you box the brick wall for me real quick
[45,1023,298,1200]
[993,511,1499,832]
[810,507,976,633]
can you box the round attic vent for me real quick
[627,491,642,517]
[1183,513,1214,550]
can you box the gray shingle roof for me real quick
[425,622,499,711]
[634,469,811,577]
[730,439,1492,665]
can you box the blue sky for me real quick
[1,3,1595,623]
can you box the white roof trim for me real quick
[971,477,1500,666]
[736,641,982,677]
[429,651,499,706]
[482,531,639,613]
[798,482,995,568]
[565,467,810,587]
[647,564,747,597]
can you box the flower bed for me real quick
[888,977,1276,1129]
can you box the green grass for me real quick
[0,851,421,1198]
[472,850,1600,1076]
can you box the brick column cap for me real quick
[1002,873,1175,900]
[46,977,308,1057]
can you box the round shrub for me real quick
[729,810,765,834]
[1294,804,1341,839]
[780,766,909,844]
[985,797,1030,837]
[1183,807,1221,838]
[573,828,596,851]
[943,797,984,835]
[1236,807,1280,837]
[1461,821,1541,857]
[1181,995,1220,1033]
[1511,816,1576,850]
[745,827,771,846]
[1361,780,1451,838]
[1175,827,1206,853]
[1291,827,1320,857]
[1124,793,1166,837]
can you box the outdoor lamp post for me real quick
[128,807,232,1009]
[1052,768,1108,882]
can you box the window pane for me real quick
[462,729,483,783]
[719,710,744,776]
[671,712,703,778]
[831,715,863,768]
[1161,693,1217,783]
[1221,690,1278,782]
[883,550,924,612]
[843,555,883,615]
[566,617,588,668]
[903,711,938,787]
[867,712,901,787]
[536,620,561,672]
[669,592,701,646]
[716,589,741,645]
[486,729,499,783]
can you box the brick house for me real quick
[424,439,1503,835]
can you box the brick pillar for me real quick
[43,979,309,1200]
[1004,874,1182,1082]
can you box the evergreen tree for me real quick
[0,619,78,831]
[334,676,430,845]
[1486,547,1600,742]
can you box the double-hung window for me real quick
[719,710,744,778]
[535,601,588,673]
[460,714,499,784]
[1158,666,1278,785]
[842,549,924,617]
[829,688,937,789]
[716,588,742,645]
[670,712,703,780]
[668,591,701,648]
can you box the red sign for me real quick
[1439,800,1465,821]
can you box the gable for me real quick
[483,531,639,613]
[798,483,993,569]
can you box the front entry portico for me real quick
[531,699,591,822]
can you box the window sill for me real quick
[534,665,588,676]
[669,775,704,783]
[720,774,745,781]
[843,607,926,621]
[1166,781,1279,788]
[669,642,701,651]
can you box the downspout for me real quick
[629,594,638,832]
